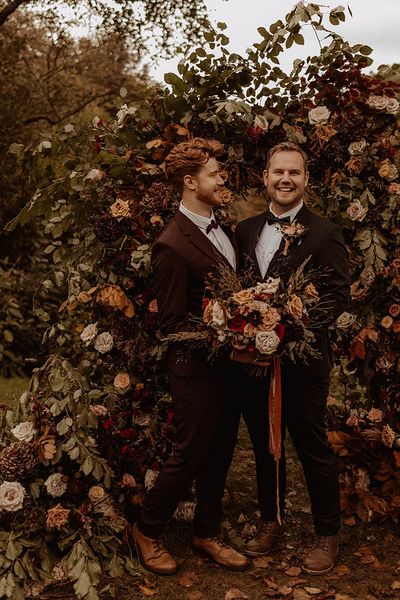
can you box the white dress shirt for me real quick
[179,203,237,270]
[255,202,303,278]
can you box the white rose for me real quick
[80,322,98,344]
[255,330,280,355]
[308,106,331,125]
[94,332,114,353]
[44,473,68,498]
[335,312,356,330]
[346,199,368,222]
[366,95,388,111]
[385,97,400,114]
[255,277,281,295]
[0,481,25,512]
[348,139,367,155]
[11,421,37,442]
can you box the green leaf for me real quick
[3,330,14,343]
[74,571,91,598]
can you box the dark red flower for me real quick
[103,418,114,430]
[202,297,210,311]
[275,323,285,341]
[119,428,136,440]
[229,315,247,333]
[246,126,265,144]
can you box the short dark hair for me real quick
[265,142,308,173]
[165,137,224,191]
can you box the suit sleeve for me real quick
[152,242,189,335]
[317,224,350,321]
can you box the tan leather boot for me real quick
[302,535,338,575]
[193,535,248,570]
[244,521,282,556]
[132,524,178,575]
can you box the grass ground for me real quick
[1,377,399,600]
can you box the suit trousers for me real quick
[240,365,340,536]
[138,358,241,538]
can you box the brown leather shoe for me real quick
[132,524,178,575]
[244,521,282,556]
[193,535,248,571]
[302,535,338,575]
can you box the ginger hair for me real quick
[165,137,224,191]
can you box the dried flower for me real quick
[37,429,57,461]
[96,285,135,318]
[348,139,367,155]
[0,481,25,511]
[110,198,131,221]
[114,372,131,390]
[11,421,37,442]
[122,473,137,488]
[367,408,383,423]
[381,315,393,329]
[378,159,398,181]
[89,404,108,416]
[304,283,319,301]
[382,424,396,447]
[88,486,106,503]
[360,266,375,286]
[255,330,280,355]
[46,504,70,529]
[308,106,331,125]
[260,309,280,331]
[80,322,98,344]
[203,300,229,329]
[255,277,281,295]
[44,473,68,497]
[336,312,357,330]
[232,289,254,305]
[314,124,337,141]
[388,182,400,195]
[346,156,366,175]
[94,332,114,353]
[0,441,38,480]
[347,199,368,222]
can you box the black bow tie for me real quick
[264,210,291,227]
[206,219,219,234]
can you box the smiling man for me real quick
[235,141,350,575]
[132,137,247,574]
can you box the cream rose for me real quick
[255,330,280,355]
[335,312,356,330]
[348,139,367,155]
[114,372,131,389]
[11,421,37,442]
[0,481,25,512]
[232,289,254,305]
[385,97,400,114]
[366,95,388,111]
[46,504,70,529]
[94,332,114,353]
[144,469,159,491]
[255,277,281,295]
[346,199,368,222]
[110,199,131,221]
[285,294,303,320]
[80,322,98,344]
[44,473,68,498]
[88,485,106,502]
[203,300,228,329]
[308,106,331,125]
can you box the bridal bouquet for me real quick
[198,258,325,367]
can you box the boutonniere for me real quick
[280,221,308,256]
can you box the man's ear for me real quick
[183,174,196,191]
[262,169,268,186]
[305,171,310,187]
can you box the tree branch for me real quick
[23,91,114,125]
[0,0,29,27]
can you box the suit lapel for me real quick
[174,211,235,270]
[245,211,268,279]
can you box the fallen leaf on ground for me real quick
[187,592,203,600]
[253,556,273,568]
[138,584,158,596]
[179,571,199,588]
[333,594,353,600]
[278,584,293,596]
[285,566,302,577]
[343,516,356,526]
[334,564,350,576]
[391,580,400,590]
[263,578,278,590]
[292,589,311,600]
[225,589,249,600]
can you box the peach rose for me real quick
[367,408,382,423]
[243,323,257,338]
[114,372,131,390]
[122,473,137,488]
[381,316,393,329]
[232,289,254,305]
[393,322,400,334]
[314,125,337,141]
[285,295,303,319]
[388,182,400,195]
[148,299,158,313]
[88,486,106,502]
[260,310,279,331]
[346,156,366,175]
[389,304,400,318]
[46,504,70,529]
[110,199,131,220]
[378,159,398,181]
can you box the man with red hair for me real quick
[132,138,247,574]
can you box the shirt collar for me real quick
[179,202,214,230]
[269,200,303,223]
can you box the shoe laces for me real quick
[152,537,167,558]
[210,536,230,550]
[317,536,332,553]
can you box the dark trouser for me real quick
[138,360,241,539]
[240,366,340,536]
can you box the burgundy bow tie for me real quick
[206,219,219,234]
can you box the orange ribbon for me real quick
[268,355,282,525]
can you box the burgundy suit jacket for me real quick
[152,210,237,376]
